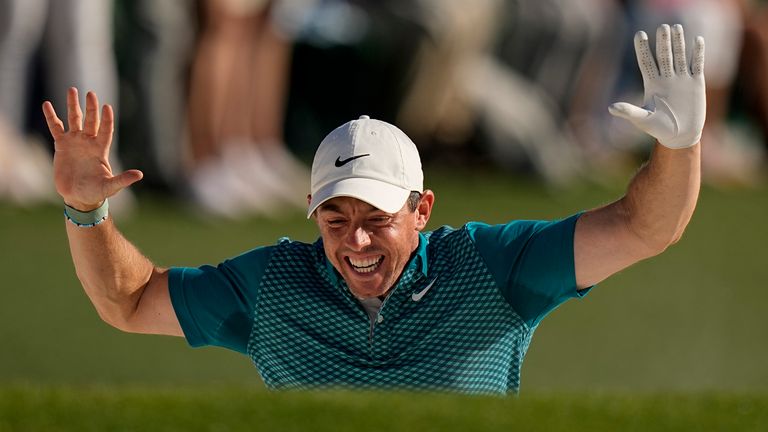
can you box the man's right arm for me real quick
[65,218,181,336]
[44,88,181,336]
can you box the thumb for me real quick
[608,102,652,122]
[105,169,143,197]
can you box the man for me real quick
[42,25,704,394]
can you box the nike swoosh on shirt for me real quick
[412,277,438,302]
[335,154,370,167]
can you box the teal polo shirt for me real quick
[169,213,588,394]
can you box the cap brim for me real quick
[307,178,411,218]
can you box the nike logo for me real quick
[335,154,370,167]
[412,277,438,302]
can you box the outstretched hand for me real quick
[609,24,706,149]
[43,88,143,211]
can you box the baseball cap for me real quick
[307,115,423,218]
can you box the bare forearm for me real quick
[621,141,701,253]
[66,217,160,329]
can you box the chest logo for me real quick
[412,277,438,302]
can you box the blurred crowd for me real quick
[0,0,766,218]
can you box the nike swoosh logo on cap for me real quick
[335,154,370,167]
[412,277,438,302]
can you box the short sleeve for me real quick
[168,245,275,353]
[467,213,589,328]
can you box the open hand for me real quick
[609,24,706,149]
[42,88,142,211]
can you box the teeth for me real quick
[349,256,381,267]
[349,256,383,273]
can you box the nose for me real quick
[346,226,371,251]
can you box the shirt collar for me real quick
[413,231,429,278]
[319,232,430,288]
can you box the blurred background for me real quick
[1,0,767,396]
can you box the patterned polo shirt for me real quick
[169,213,588,394]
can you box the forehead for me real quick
[317,196,384,214]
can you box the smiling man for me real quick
[43,25,705,394]
[308,116,432,302]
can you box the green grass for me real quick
[1,385,767,431]
[1,168,767,429]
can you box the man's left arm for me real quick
[575,142,699,288]
[573,24,706,288]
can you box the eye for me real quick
[369,215,392,225]
[326,219,347,228]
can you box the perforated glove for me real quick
[609,24,706,149]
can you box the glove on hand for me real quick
[609,24,706,149]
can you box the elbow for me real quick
[94,307,141,333]
[659,224,691,251]
[624,217,688,259]
[659,222,690,251]
[84,284,144,334]
[637,227,687,258]
[620,202,691,258]
[79,273,158,334]
[646,240,672,258]
[668,229,686,247]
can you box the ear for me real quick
[414,190,435,231]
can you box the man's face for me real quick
[312,192,434,299]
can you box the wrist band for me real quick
[64,200,109,227]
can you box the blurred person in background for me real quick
[185,0,308,219]
[728,0,768,177]
[0,108,53,206]
[0,0,133,212]
[396,0,618,185]
[277,0,426,162]
[114,0,197,193]
[565,1,634,177]
[42,23,707,394]
[394,0,497,159]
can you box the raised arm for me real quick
[43,88,182,336]
[574,24,705,288]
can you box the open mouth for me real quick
[346,255,384,274]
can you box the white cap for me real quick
[307,115,423,218]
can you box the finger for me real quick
[97,104,114,148]
[634,30,658,81]
[83,91,100,136]
[67,87,83,131]
[42,101,65,141]
[656,24,673,78]
[692,36,705,77]
[608,102,652,121]
[105,169,143,197]
[671,24,688,76]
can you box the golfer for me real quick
[43,25,705,394]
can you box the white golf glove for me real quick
[609,24,706,149]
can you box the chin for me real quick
[345,278,391,299]
[339,264,391,299]
[348,285,386,300]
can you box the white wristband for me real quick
[64,200,109,227]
